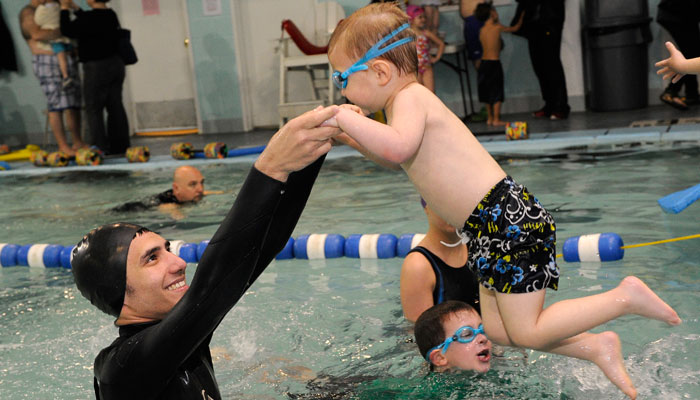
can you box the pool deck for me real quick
[1,104,699,175]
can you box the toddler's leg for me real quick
[481,287,637,398]
[496,276,680,350]
[546,332,637,399]
[57,51,69,79]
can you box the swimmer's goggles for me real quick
[331,23,414,90]
[425,324,487,362]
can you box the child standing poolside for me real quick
[406,5,444,93]
[474,2,522,126]
[35,0,75,89]
[415,301,491,372]
[325,4,681,398]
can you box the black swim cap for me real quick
[71,223,143,317]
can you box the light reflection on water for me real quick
[1,147,699,399]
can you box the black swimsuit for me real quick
[92,157,325,399]
[407,246,481,314]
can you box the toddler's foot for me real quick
[620,276,681,325]
[591,331,637,399]
[62,77,75,89]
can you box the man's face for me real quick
[122,232,189,321]
[173,168,205,203]
[442,310,492,372]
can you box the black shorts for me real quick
[477,60,504,105]
[462,177,559,294]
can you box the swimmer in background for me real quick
[112,165,224,216]
[324,4,680,398]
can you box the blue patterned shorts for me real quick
[32,54,81,112]
[462,176,559,293]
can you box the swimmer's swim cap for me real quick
[71,223,143,317]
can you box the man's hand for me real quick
[254,106,339,182]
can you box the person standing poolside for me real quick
[70,106,338,399]
[400,199,480,322]
[19,0,86,156]
[324,4,681,398]
[59,0,130,156]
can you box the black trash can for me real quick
[583,0,652,111]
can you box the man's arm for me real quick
[19,7,59,42]
[99,107,338,391]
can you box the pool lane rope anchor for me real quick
[2,232,699,269]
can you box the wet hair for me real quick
[414,300,478,361]
[328,2,418,76]
[474,2,494,23]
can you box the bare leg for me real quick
[496,276,680,350]
[485,104,493,125]
[47,111,75,156]
[480,286,637,398]
[424,6,439,35]
[64,108,87,150]
[491,101,508,126]
[417,71,425,86]
[423,67,435,93]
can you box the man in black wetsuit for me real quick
[71,106,338,399]
[112,165,213,212]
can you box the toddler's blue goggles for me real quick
[425,324,486,362]
[331,23,414,90]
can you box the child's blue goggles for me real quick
[425,324,486,362]
[331,23,414,90]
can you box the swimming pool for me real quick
[1,146,699,399]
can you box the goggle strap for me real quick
[357,23,413,65]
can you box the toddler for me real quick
[35,0,75,89]
[656,41,700,83]
[325,4,681,398]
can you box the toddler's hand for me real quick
[339,103,365,115]
[318,105,340,128]
[656,42,688,83]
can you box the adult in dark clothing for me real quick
[111,165,214,213]
[70,106,338,399]
[59,0,129,155]
[1,2,18,72]
[512,0,570,120]
[656,0,700,110]
[400,201,480,323]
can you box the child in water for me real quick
[415,300,492,373]
[406,5,444,93]
[324,4,681,398]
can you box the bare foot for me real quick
[71,142,89,151]
[58,145,76,157]
[491,120,508,127]
[619,276,681,325]
[591,331,637,399]
[487,119,493,126]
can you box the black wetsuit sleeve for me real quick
[97,156,325,396]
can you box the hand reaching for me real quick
[656,42,692,83]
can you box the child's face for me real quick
[412,14,426,29]
[329,48,380,112]
[441,310,491,372]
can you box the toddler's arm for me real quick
[330,93,427,165]
[501,11,524,33]
[656,41,700,83]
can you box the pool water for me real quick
[1,147,699,399]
